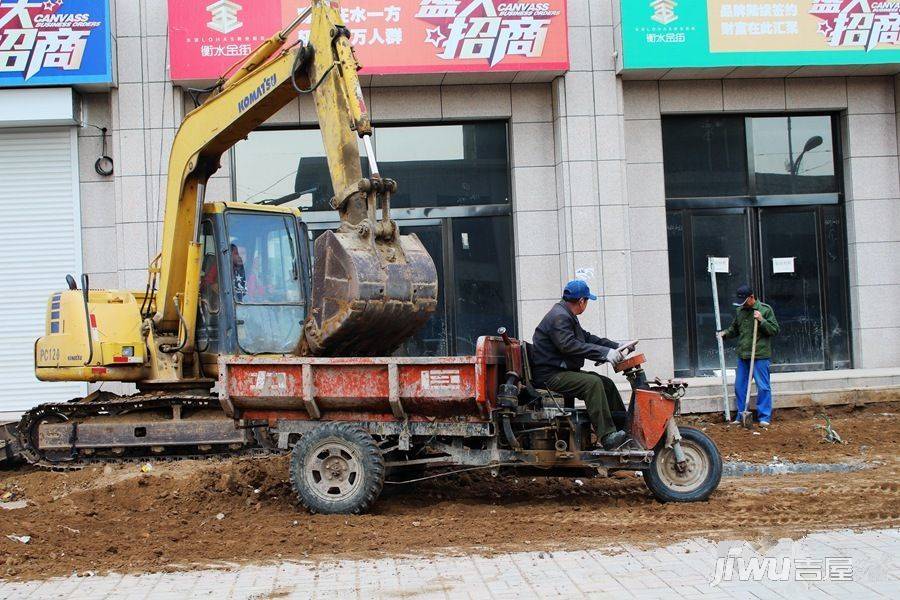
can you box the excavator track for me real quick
[15,392,273,471]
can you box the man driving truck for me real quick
[531,280,629,450]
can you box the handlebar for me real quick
[497,327,512,346]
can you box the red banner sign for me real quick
[168,0,568,82]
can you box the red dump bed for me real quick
[218,336,515,425]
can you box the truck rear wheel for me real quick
[290,423,384,514]
[643,426,721,503]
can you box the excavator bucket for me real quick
[303,228,438,356]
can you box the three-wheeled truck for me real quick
[219,334,722,514]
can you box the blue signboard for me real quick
[0,0,112,87]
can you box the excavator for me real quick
[5,0,437,468]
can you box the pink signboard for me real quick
[168,0,568,82]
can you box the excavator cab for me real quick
[196,202,310,374]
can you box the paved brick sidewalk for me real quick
[1,528,897,599]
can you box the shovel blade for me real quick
[302,229,438,356]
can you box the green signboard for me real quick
[621,0,900,70]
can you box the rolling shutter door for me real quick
[0,128,86,411]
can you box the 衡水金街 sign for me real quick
[621,0,900,70]
[0,0,112,87]
[168,0,568,82]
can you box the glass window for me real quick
[233,122,510,211]
[197,220,220,354]
[225,212,305,354]
[451,216,515,355]
[233,129,369,211]
[666,212,690,374]
[752,116,836,195]
[662,116,748,198]
[375,123,510,209]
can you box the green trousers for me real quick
[545,371,626,439]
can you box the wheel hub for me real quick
[304,440,362,501]
[656,440,708,493]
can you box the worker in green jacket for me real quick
[717,285,779,426]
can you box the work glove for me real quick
[604,347,624,365]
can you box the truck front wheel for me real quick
[290,423,385,514]
[643,426,722,502]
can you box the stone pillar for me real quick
[843,77,900,368]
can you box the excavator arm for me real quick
[153,0,436,363]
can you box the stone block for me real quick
[625,162,665,207]
[515,210,560,256]
[589,0,614,26]
[845,113,898,158]
[568,26,593,72]
[144,82,176,129]
[511,83,552,123]
[81,227,118,273]
[116,83,144,130]
[659,80,724,113]
[623,81,660,120]
[630,250,670,296]
[145,128,175,177]
[80,182,116,228]
[564,71,595,116]
[602,294,631,339]
[845,156,900,200]
[143,0,169,36]
[442,84,511,119]
[590,26,615,71]
[512,166,557,212]
[372,86,441,121]
[847,198,900,244]
[143,35,168,83]
[512,122,555,167]
[121,222,150,270]
[849,241,900,286]
[628,206,667,251]
[846,76,894,114]
[571,205,601,251]
[632,294,673,340]
[568,161,600,206]
[516,255,562,300]
[623,119,662,164]
[120,176,148,223]
[78,136,113,183]
[854,327,900,368]
[854,284,900,329]
[116,37,142,83]
[600,249,629,296]
[599,204,628,250]
[114,0,141,37]
[117,130,146,177]
[597,159,625,205]
[786,77,847,110]
[723,79,786,111]
[593,70,620,116]
[595,115,623,160]
[567,115,597,161]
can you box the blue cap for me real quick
[563,279,597,301]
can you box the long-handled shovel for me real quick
[741,318,759,429]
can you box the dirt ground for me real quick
[1,400,898,581]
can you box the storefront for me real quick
[0,0,113,412]
[617,0,900,375]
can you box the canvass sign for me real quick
[0,0,112,87]
[168,0,567,82]
[621,0,900,70]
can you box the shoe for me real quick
[601,430,628,449]
[759,420,770,427]
[730,418,742,425]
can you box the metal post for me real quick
[709,257,731,421]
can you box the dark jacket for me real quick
[531,301,618,385]
[722,301,779,360]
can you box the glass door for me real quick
[759,208,824,370]
[396,221,449,357]
[688,210,753,373]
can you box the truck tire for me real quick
[643,426,722,503]
[290,422,384,514]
